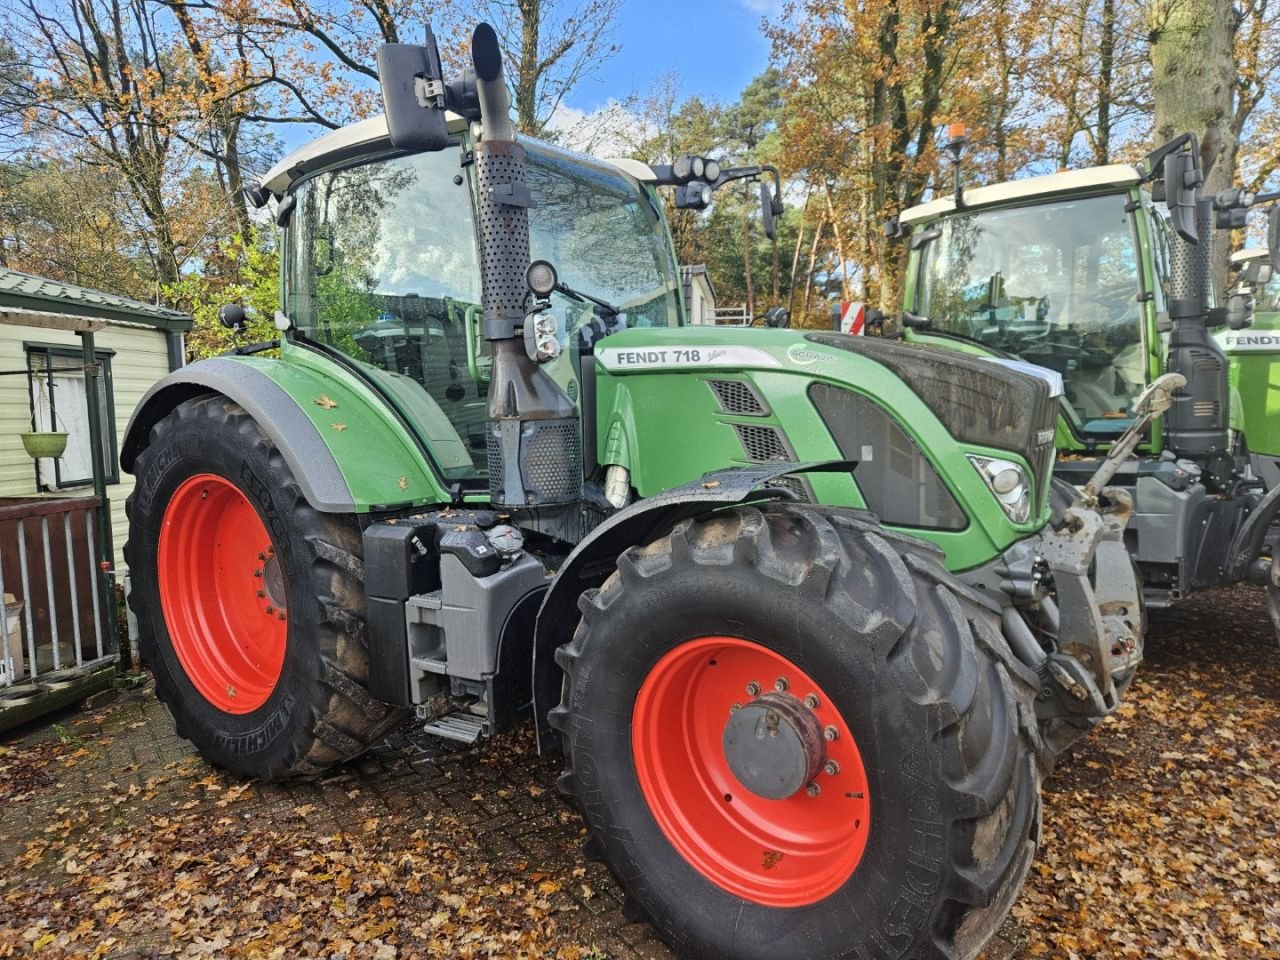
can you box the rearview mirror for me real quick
[377,29,449,152]
[760,182,777,240]
[1163,149,1201,244]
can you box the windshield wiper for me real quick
[555,280,620,319]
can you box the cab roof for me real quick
[260,114,658,196]
[899,164,1143,226]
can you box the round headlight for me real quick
[527,260,558,297]
[703,159,721,182]
[991,468,1022,495]
[535,315,558,336]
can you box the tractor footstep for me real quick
[421,713,487,744]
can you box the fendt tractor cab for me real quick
[121,25,1156,960]
[1218,248,1280,487]
[892,131,1280,633]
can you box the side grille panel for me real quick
[708,379,768,416]
[734,424,790,462]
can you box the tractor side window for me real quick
[285,149,488,480]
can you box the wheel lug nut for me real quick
[257,552,267,561]
[806,782,821,798]
[745,681,761,696]
[804,694,820,709]
[730,702,742,713]
[277,612,287,621]
[774,677,789,692]
[253,569,263,578]
[824,760,840,776]
[256,590,266,598]
[265,605,274,614]
[824,725,840,741]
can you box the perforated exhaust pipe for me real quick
[470,24,581,512]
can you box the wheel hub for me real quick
[722,693,825,799]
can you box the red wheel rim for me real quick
[157,474,287,714]
[632,636,871,907]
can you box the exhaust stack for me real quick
[1163,198,1229,461]
[470,24,582,513]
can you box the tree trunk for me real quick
[1096,0,1115,164]
[802,219,825,322]
[787,190,812,318]
[517,0,542,134]
[742,179,754,317]
[823,182,850,301]
[1149,0,1237,291]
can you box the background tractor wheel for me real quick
[553,504,1043,960]
[125,395,404,780]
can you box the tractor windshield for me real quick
[283,141,679,481]
[916,193,1146,436]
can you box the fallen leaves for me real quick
[311,395,338,409]
[1001,584,1280,959]
[1,587,1276,959]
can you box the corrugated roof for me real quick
[0,267,193,331]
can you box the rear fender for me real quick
[530,460,855,752]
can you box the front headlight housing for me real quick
[968,455,1031,523]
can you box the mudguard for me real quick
[531,460,856,752]
[1226,483,1280,580]
[121,355,449,512]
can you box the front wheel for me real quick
[554,505,1043,960]
[125,395,403,780]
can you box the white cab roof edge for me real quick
[1233,248,1269,264]
[604,157,658,182]
[899,164,1144,225]
[261,114,655,196]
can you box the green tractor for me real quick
[122,24,1154,960]
[890,132,1280,631]
[1217,247,1280,485]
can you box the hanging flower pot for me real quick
[20,431,69,459]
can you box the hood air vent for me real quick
[709,379,768,416]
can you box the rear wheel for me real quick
[125,395,403,780]
[553,505,1043,960]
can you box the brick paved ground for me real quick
[2,586,1276,959]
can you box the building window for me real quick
[25,344,118,489]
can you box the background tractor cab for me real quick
[893,130,1280,621]
[1217,248,1280,488]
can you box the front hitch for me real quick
[1036,373,1184,719]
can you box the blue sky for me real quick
[568,0,778,111]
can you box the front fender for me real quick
[121,354,450,512]
[531,460,856,752]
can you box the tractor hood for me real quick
[590,326,1062,571]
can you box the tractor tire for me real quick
[552,504,1043,960]
[125,395,404,780]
